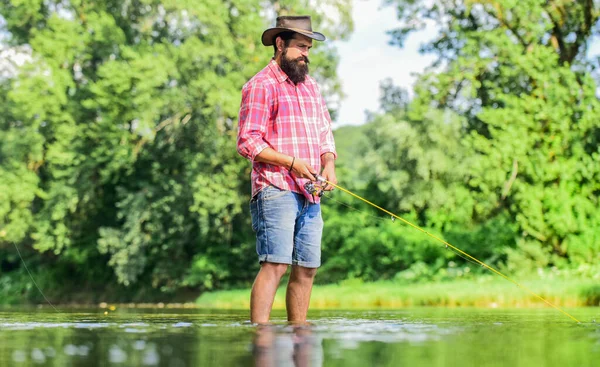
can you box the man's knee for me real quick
[261,262,289,279]
[292,266,318,280]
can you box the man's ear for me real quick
[275,36,283,52]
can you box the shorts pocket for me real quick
[262,185,289,201]
[250,199,259,232]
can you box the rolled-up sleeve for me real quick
[237,81,271,161]
[319,95,337,159]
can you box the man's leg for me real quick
[251,262,289,324]
[250,186,300,324]
[286,265,318,323]
[288,197,322,324]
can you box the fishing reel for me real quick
[304,174,327,197]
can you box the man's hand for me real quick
[290,157,317,180]
[320,165,337,191]
[320,153,337,191]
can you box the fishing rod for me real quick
[305,174,581,323]
[12,242,59,312]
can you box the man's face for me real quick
[279,34,313,84]
[284,34,312,64]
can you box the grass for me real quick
[196,277,600,309]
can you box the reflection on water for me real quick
[0,308,598,366]
[253,325,323,367]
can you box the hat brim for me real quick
[261,27,326,46]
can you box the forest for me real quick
[1,0,598,304]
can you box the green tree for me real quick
[379,0,600,273]
[319,0,599,284]
[0,0,353,302]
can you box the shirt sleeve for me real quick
[237,81,271,161]
[318,94,337,159]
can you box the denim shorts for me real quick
[249,185,323,268]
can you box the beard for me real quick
[280,48,309,84]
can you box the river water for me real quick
[0,307,598,366]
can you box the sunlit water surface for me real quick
[0,307,598,366]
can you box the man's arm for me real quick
[320,152,337,190]
[237,82,271,161]
[318,94,338,190]
[321,152,335,168]
[255,148,318,180]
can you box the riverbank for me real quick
[197,277,600,309]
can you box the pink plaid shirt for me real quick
[237,59,337,203]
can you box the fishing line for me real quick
[12,242,59,312]
[313,177,580,323]
[321,193,485,268]
[322,193,389,222]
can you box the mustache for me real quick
[295,56,309,63]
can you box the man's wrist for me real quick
[321,152,335,167]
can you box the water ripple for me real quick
[313,318,459,345]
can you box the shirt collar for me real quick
[268,58,290,84]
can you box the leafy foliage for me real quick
[1,0,599,304]
[0,0,353,302]
[360,0,600,274]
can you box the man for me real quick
[237,15,337,324]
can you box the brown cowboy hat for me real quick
[261,16,326,46]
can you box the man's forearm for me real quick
[255,147,294,170]
[321,152,335,168]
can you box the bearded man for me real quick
[237,15,338,324]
